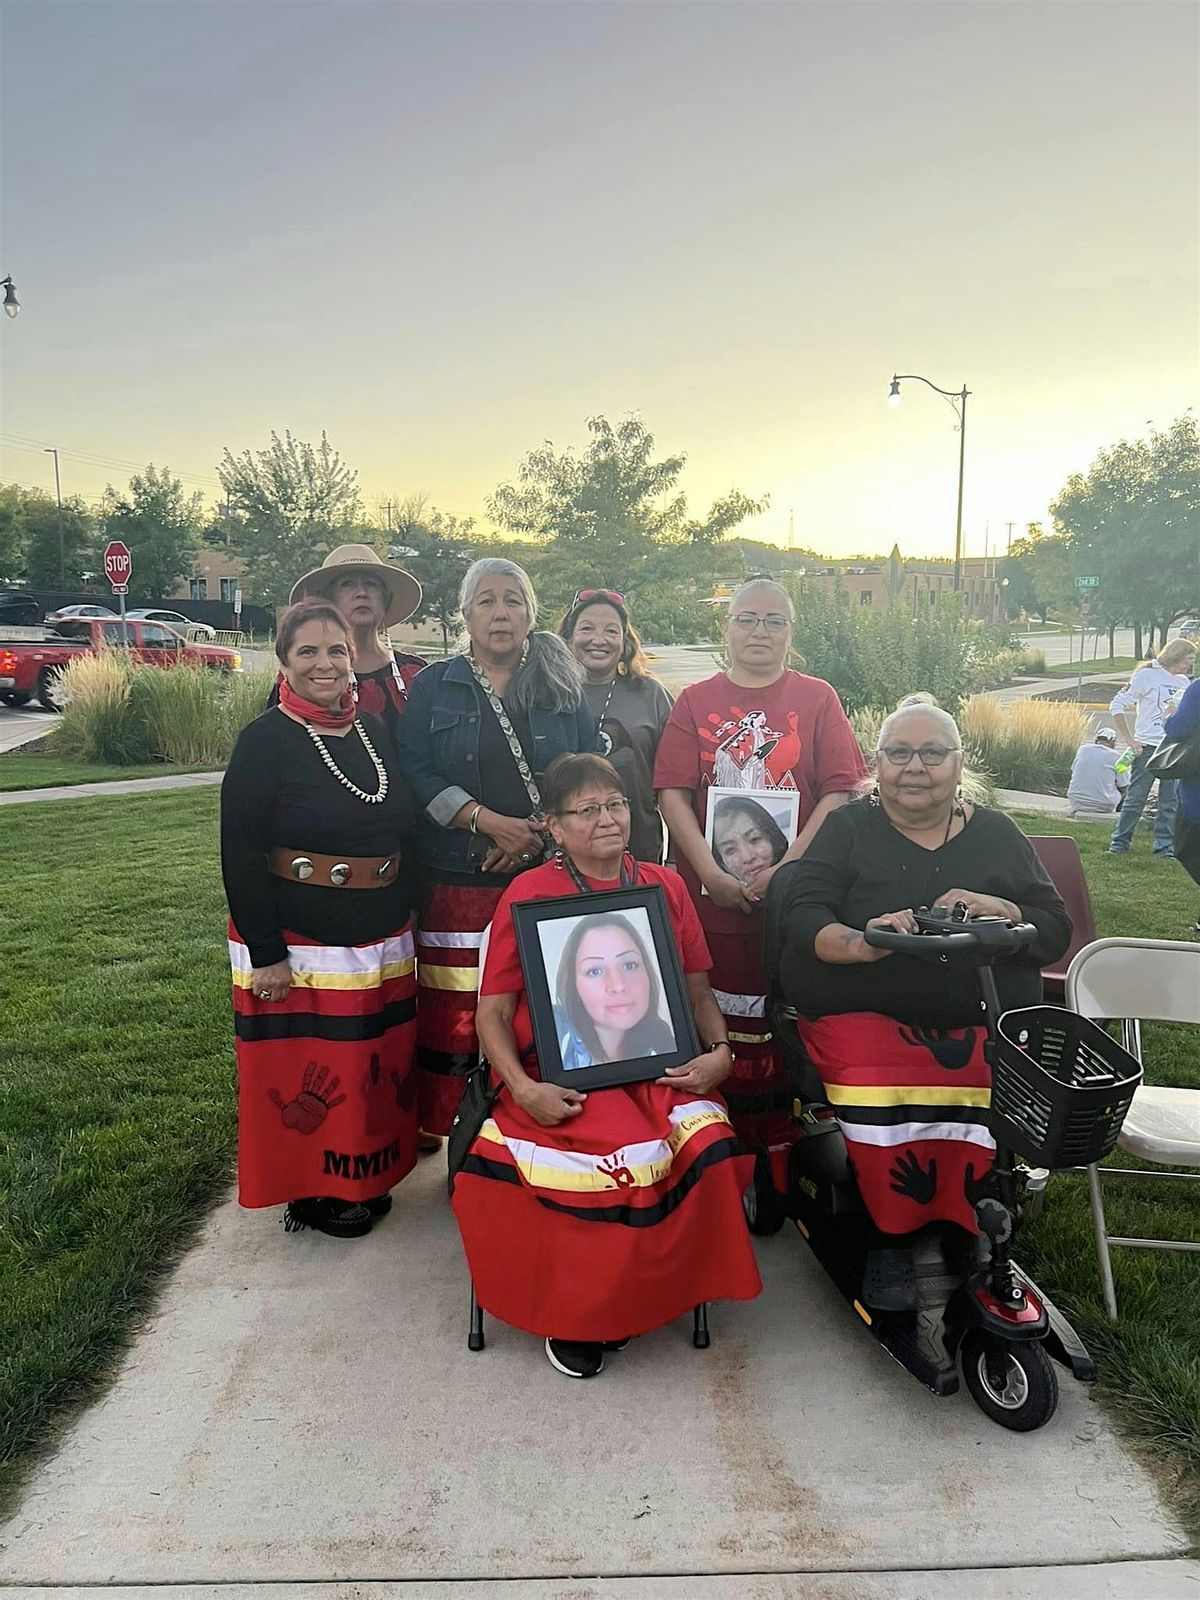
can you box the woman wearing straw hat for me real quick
[286,544,427,735]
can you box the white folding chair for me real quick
[1065,938,1200,1321]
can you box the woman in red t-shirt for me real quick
[451,754,761,1380]
[654,578,867,1174]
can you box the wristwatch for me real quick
[704,1040,733,1055]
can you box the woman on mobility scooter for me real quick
[451,754,761,1381]
[770,703,1070,1306]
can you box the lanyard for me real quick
[468,650,543,814]
[560,850,639,894]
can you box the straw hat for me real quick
[289,543,422,628]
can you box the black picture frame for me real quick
[511,884,702,1091]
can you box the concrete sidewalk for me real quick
[0,770,223,805]
[1,1158,1192,1596]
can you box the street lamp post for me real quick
[1,276,19,318]
[888,373,970,592]
[45,446,65,588]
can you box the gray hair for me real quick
[459,556,582,716]
[877,702,963,751]
[727,577,794,622]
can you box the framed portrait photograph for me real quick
[511,885,702,1091]
[702,786,801,892]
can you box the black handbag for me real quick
[1146,731,1200,781]
[446,1064,499,1197]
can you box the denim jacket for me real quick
[396,654,601,874]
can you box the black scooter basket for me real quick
[992,1006,1142,1169]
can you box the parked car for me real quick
[44,604,118,623]
[0,618,242,711]
[0,588,42,627]
[1179,618,1199,641]
[126,607,216,640]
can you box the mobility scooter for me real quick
[758,900,1142,1431]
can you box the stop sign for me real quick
[104,540,132,590]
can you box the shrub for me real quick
[958,696,1088,795]
[782,580,1019,713]
[50,657,275,768]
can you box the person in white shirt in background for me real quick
[1108,639,1197,856]
[1068,726,1128,816]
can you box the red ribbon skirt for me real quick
[231,922,419,1208]
[796,1011,994,1235]
[452,1080,761,1342]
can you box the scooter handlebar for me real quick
[863,920,1038,958]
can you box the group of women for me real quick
[220,548,1071,1377]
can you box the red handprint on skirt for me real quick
[268,1061,346,1134]
[362,1052,396,1136]
[598,1153,636,1190]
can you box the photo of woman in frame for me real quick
[550,910,677,1070]
[707,791,798,888]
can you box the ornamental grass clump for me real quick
[50,656,276,769]
[130,663,277,765]
[959,695,1088,796]
[53,652,152,764]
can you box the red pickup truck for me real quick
[0,618,242,711]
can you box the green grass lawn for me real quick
[0,795,1197,1525]
[1044,656,1140,680]
[0,789,234,1505]
[1009,812,1199,1526]
[0,750,215,792]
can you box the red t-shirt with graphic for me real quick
[652,670,867,935]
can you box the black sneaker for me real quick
[545,1337,605,1378]
[364,1193,393,1218]
[283,1198,373,1238]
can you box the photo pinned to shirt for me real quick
[703,785,800,892]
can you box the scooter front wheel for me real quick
[961,1331,1058,1432]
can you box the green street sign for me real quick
[1075,575,1100,588]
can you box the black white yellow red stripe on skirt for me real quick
[230,922,418,1208]
[796,1011,994,1236]
[414,880,506,1135]
[452,1079,762,1342]
[705,923,799,1181]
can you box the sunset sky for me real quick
[1,0,1196,560]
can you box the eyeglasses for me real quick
[878,744,961,767]
[730,611,790,633]
[573,588,625,607]
[556,797,631,821]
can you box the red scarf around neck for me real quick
[277,674,356,730]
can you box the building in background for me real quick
[708,547,1006,624]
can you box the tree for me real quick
[1050,415,1200,650]
[100,465,204,600]
[1003,525,1077,623]
[486,414,767,636]
[389,496,476,652]
[0,484,28,582]
[6,487,95,588]
[218,431,362,605]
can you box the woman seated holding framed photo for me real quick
[451,753,762,1380]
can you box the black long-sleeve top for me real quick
[769,798,1072,1026]
[220,709,415,968]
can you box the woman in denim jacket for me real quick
[398,558,600,1133]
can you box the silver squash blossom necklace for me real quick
[305,719,389,805]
